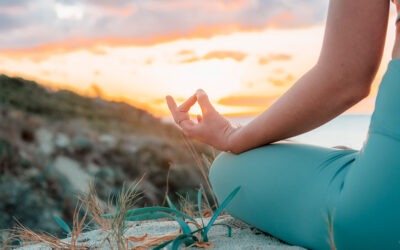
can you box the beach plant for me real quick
[53,214,72,235]
[182,136,218,210]
[102,186,241,249]
[11,200,90,250]
[100,180,143,250]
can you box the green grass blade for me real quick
[202,186,240,241]
[152,234,195,249]
[103,206,196,222]
[53,214,71,234]
[197,187,204,228]
[173,215,193,235]
[125,212,171,221]
[171,234,195,249]
[166,196,178,210]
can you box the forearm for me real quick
[227,0,390,154]
[228,64,368,154]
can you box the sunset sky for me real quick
[0,0,397,117]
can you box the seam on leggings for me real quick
[335,157,355,193]
[318,150,357,172]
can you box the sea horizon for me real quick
[163,114,372,150]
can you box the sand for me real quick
[17,216,306,250]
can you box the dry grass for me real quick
[176,192,196,218]
[325,210,337,250]
[129,233,180,250]
[182,136,218,211]
[8,177,143,250]
[10,201,90,249]
[99,178,143,250]
[80,182,110,232]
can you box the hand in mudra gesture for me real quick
[166,89,237,151]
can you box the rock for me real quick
[72,135,92,154]
[36,128,54,155]
[54,133,70,149]
[120,141,139,154]
[94,168,120,201]
[98,134,117,150]
[0,174,64,239]
[53,156,92,193]
[87,162,101,175]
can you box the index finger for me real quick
[166,95,178,111]
[166,95,179,120]
[178,94,197,112]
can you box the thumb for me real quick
[196,89,216,115]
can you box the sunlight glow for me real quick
[0,8,397,117]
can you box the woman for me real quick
[167,0,398,249]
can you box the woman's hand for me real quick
[166,89,238,151]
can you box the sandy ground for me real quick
[17,215,306,250]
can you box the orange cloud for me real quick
[177,49,247,63]
[0,39,110,62]
[267,74,294,87]
[203,50,247,62]
[0,23,259,62]
[177,50,196,56]
[180,56,201,63]
[218,95,277,107]
[258,53,292,65]
[145,58,153,65]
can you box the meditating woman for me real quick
[167,0,399,249]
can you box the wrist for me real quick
[225,125,242,154]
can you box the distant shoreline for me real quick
[162,114,372,150]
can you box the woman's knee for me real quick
[208,152,235,202]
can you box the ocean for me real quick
[228,114,372,150]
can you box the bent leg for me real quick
[209,142,357,250]
[334,60,400,250]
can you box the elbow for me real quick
[339,76,371,109]
[346,64,375,103]
[349,84,371,104]
[318,61,374,105]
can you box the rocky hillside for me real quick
[0,75,215,245]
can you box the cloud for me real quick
[0,0,30,7]
[267,74,295,87]
[141,0,256,12]
[179,56,201,63]
[204,50,247,62]
[218,95,277,107]
[0,0,328,50]
[177,50,247,63]
[258,53,292,65]
[177,50,196,56]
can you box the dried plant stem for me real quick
[182,136,218,209]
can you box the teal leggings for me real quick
[209,59,400,250]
